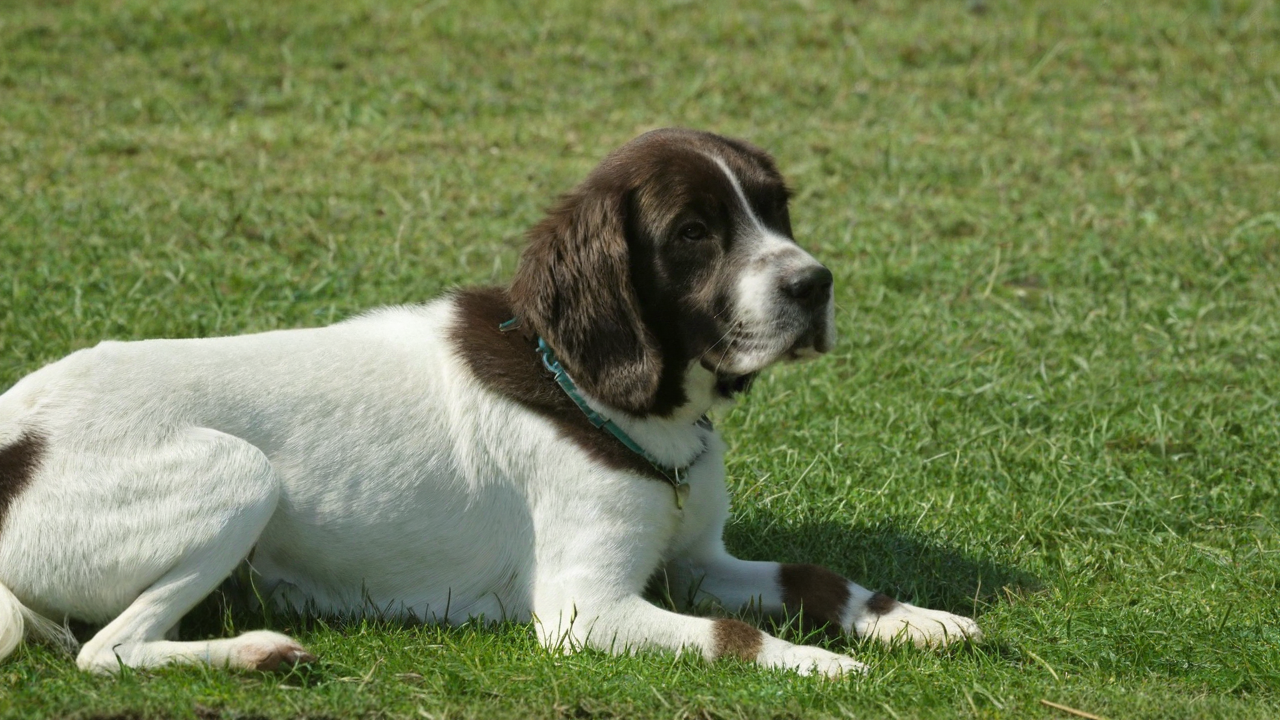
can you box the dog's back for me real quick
[0,298,545,668]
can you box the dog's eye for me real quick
[678,221,709,241]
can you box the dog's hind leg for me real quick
[70,428,313,673]
[0,425,308,673]
[73,428,316,673]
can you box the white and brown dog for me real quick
[0,128,979,676]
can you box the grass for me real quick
[1,0,1278,717]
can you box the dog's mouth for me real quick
[698,316,829,392]
[783,328,828,360]
[714,372,756,399]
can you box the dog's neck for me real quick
[580,363,726,470]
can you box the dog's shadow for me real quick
[722,514,1038,616]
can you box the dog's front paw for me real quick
[758,637,867,677]
[855,602,982,648]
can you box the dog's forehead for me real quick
[603,130,784,192]
[597,131,788,227]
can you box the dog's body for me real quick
[0,129,978,675]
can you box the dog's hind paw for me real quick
[234,630,317,672]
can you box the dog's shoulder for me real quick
[446,286,659,478]
[445,286,551,408]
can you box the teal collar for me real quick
[500,318,711,507]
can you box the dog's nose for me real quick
[782,265,833,306]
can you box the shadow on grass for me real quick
[725,515,1040,617]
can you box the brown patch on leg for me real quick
[778,563,851,632]
[711,619,762,661]
[865,592,899,616]
[0,431,46,535]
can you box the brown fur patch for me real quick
[711,618,763,661]
[865,592,899,616]
[778,563,852,631]
[509,176,663,415]
[448,287,663,480]
[0,431,45,535]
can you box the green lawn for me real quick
[2,0,1279,718]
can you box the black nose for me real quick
[782,265,833,306]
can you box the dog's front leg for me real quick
[532,592,865,677]
[528,478,863,676]
[665,543,982,648]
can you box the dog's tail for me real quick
[0,580,74,662]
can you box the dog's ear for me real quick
[510,185,661,415]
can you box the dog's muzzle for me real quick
[781,263,834,355]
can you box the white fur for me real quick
[846,597,983,647]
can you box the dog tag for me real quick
[675,482,691,509]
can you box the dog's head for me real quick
[510,128,835,417]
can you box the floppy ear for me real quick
[509,185,662,415]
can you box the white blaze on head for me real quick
[706,154,835,372]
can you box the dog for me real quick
[0,128,979,676]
